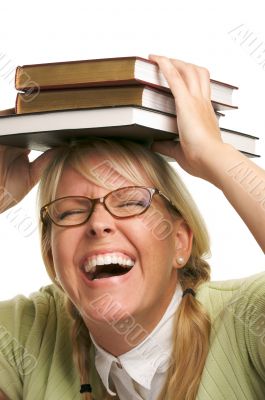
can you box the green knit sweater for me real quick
[0,272,265,400]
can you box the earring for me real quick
[176,256,185,265]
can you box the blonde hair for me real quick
[38,138,211,400]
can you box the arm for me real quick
[196,141,265,252]
[0,390,9,400]
[149,55,265,252]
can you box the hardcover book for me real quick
[16,85,234,115]
[0,106,258,157]
[15,56,238,109]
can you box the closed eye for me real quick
[58,209,88,220]
[118,201,146,207]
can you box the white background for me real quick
[0,0,264,300]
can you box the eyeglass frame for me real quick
[40,185,180,227]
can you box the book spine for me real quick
[14,66,20,91]
[15,93,19,114]
[15,66,42,92]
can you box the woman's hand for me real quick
[149,55,229,183]
[149,55,265,252]
[0,145,56,213]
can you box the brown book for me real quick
[0,108,16,116]
[15,85,232,115]
[15,56,238,109]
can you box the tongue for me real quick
[91,264,131,280]
[96,272,113,279]
[94,270,128,279]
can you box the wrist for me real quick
[195,142,239,189]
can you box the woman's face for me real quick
[50,154,192,330]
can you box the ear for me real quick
[172,219,193,270]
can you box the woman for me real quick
[0,56,264,400]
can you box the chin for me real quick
[79,300,130,325]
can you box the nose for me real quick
[85,201,116,238]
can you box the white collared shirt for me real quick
[90,284,183,399]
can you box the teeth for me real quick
[97,255,104,265]
[91,258,97,268]
[83,253,135,273]
[105,255,111,264]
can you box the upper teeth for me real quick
[83,253,135,273]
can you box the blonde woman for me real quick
[0,56,264,400]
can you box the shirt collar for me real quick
[90,283,183,393]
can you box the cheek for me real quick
[129,221,176,277]
[50,228,80,284]
[136,210,176,251]
[150,237,176,275]
[136,202,176,243]
[51,229,85,307]
[140,218,177,278]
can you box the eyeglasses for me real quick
[40,186,179,227]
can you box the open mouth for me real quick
[85,264,133,280]
[81,253,136,281]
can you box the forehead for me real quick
[56,154,145,197]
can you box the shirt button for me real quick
[116,361,122,369]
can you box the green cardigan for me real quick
[0,272,265,400]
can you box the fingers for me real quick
[195,66,211,99]
[0,146,30,179]
[29,148,58,187]
[0,145,30,161]
[149,55,189,106]
[170,58,202,97]
[149,55,211,101]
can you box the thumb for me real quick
[151,140,180,160]
[151,140,194,174]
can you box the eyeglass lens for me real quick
[47,187,152,225]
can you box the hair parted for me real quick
[37,138,211,400]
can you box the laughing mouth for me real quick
[85,264,133,280]
[82,253,135,281]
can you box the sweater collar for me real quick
[90,283,183,394]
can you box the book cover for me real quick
[0,106,258,157]
[15,56,238,108]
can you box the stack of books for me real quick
[0,56,260,157]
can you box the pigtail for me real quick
[158,256,211,400]
[65,299,93,400]
[65,298,116,400]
